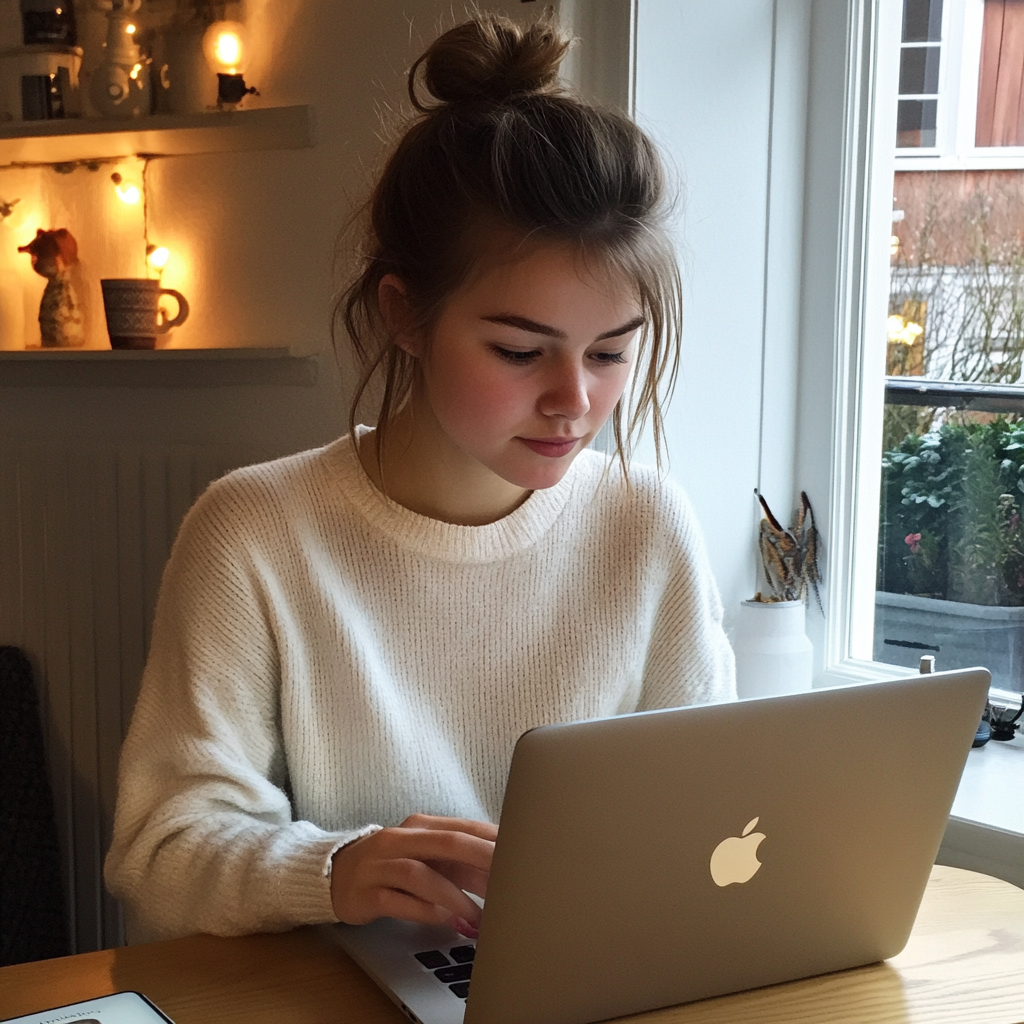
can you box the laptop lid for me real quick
[463,668,989,1024]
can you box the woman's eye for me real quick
[493,346,541,364]
[592,351,628,365]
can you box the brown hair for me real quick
[335,13,682,476]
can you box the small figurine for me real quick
[17,228,86,348]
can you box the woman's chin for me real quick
[498,453,579,492]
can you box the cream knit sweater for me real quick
[104,430,735,942]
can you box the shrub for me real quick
[878,419,1024,604]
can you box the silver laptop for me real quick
[330,668,989,1024]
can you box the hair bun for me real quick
[409,15,570,111]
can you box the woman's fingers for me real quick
[424,859,490,898]
[370,887,466,929]
[372,825,495,873]
[371,857,482,926]
[399,813,499,843]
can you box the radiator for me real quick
[0,441,262,953]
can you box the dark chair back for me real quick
[0,645,69,965]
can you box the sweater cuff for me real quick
[274,822,383,927]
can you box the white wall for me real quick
[634,0,811,633]
[0,0,548,955]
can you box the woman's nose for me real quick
[538,361,590,420]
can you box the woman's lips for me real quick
[518,437,580,458]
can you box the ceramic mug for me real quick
[100,278,189,350]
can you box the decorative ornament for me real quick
[89,0,150,119]
[754,491,822,608]
[17,228,86,348]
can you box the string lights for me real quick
[109,158,171,277]
[146,245,170,272]
[110,171,140,205]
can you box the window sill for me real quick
[0,347,319,387]
[950,729,1024,834]
[822,659,1024,888]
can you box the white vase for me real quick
[733,600,814,699]
[88,0,149,119]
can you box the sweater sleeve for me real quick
[104,479,378,943]
[634,479,737,712]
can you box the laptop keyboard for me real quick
[413,943,476,999]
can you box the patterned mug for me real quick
[100,278,189,350]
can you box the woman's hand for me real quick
[330,813,497,936]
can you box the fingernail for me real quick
[453,917,479,939]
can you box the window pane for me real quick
[899,45,941,95]
[878,171,1024,693]
[897,99,938,147]
[903,0,943,43]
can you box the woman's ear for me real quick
[378,275,423,357]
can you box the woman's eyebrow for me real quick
[595,315,645,341]
[481,313,645,341]
[482,314,567,338]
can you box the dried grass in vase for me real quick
[754,491,823,609]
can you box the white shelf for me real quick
[0,104,313,166]
[0,347,319,387]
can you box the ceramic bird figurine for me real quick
[17,228,86,348]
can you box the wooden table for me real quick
[2,866,1022,1024]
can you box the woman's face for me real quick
[394,241,643,495]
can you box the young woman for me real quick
[105,13,735,944]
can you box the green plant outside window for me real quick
[879,419,1024,605]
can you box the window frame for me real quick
[796,0,903,687]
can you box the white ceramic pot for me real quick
[157,27,216,114]
[733,599,814,699]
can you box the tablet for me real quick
[1,991,174,1024]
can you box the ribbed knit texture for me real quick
[105,429,735,942]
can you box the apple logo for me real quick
[709,816,766,887]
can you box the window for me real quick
[787,0,1022,883]
[878,0,1024,694]
[897,0,944,149]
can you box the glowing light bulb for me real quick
[203,21,247,75]
[129,63,142,80]
[147,246,170,271]
[215,32,242,70]
[111,172,141,205]
[126,23,137,35]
